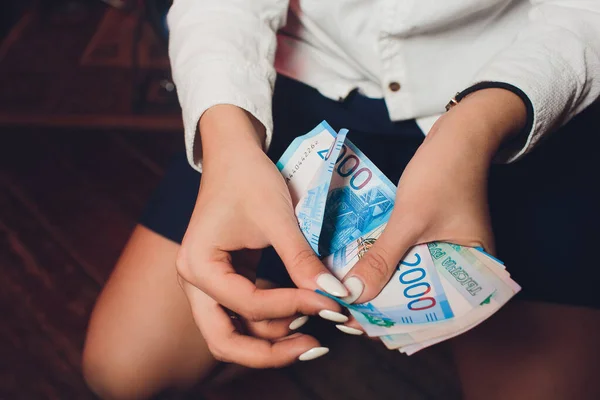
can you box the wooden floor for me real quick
[0,1,182,132]
[0,128,462,400]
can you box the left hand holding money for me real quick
[341,88,527,305]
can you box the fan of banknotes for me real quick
[277,121,521,355]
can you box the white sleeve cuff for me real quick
[471,29,596,162]
[174,60,276,172]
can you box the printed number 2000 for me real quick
[399,253,437,311]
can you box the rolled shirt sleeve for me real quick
[167,0,289,171]
[468,1,600,162]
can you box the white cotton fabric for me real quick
[167,0,600,171]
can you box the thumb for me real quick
[343,221,420,304]
[270,217,349,298]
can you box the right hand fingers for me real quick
[181,280,329,367]
[177,248,344,322]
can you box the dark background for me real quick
[0,1,460,399]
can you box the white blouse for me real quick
[167,0,600,170]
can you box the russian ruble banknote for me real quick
[379,244,520,354]
[278,121,396,257]
[277,121,521,354]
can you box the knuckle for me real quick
[251,321,287,340]
[240,304,263,322]
[362,249,391,281]
[175,249,192,279]
[290,248,318,270]
[290,290,303,311]
[247,310,263,323]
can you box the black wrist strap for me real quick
[446,81,535,140]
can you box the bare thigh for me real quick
[83,225,216,399]
[452,300,600,400]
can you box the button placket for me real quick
[378,0,415,120]
[380,1,405,95]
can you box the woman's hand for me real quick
[340,88,527,305]
[176,105,348,367]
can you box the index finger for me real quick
[179,250,343,321]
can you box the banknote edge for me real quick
[276,120,337,171]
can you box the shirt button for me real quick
[388,82,401,92]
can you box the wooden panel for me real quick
[0,2,181,132]
[0,184,98,400]
[108,131,184,177]
[1,130,151,284]
[0,113,183,132]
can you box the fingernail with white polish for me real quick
[318,309,348,323]
[289,316,309,330]
[299,347,329,361]
[342,276,364,304]
[336,325,364,336]
[316,273,349,297]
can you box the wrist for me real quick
[199,105,266,164]
[450,88,527,154]
[451,88,527,144]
